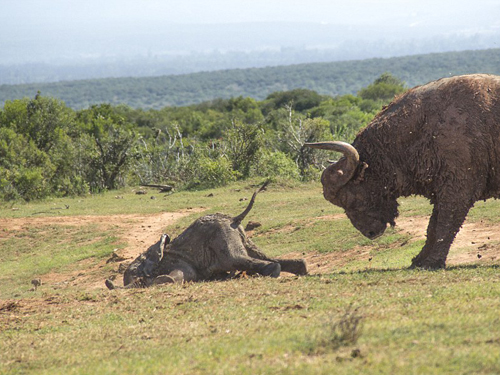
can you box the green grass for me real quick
[1,180,500,374]
[0,223,120,298]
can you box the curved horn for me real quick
[304,141,360,181]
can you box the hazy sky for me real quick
[2,0,499,28]
[1,0,499,67]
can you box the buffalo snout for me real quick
[345,210,388,240]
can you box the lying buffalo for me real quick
[106,182,307,289]
[306,74,500,269]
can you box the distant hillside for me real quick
[1,49,500,109]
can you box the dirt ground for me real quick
[2,211,499,291]
[285,215,500,275]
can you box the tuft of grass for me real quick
[306,305,364,354]
[0,223,119,298]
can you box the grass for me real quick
[1,180,500,374]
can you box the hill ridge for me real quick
[1,48,499,109]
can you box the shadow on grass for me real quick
[306,263,500,278]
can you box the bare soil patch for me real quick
[285,215,500,275]
[0,209,204,291]
[395,216,500,265]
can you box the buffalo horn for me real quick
[304,141,360,181]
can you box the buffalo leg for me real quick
[276,259,308,275]
[153,270,186,284]
[154,262,198,284]
[410,205,439,267]
[244,237,307,275]
[105,277,153,290]
[231,257,281,278]
[411,201,471,269]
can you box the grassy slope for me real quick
[1,181,500,374]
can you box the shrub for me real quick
[252,151,300,180]
[185,155,238,190]
[307,305,364,354]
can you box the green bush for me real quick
[185,155,238,190]
[11,167,50,201]
[252,151,300,180]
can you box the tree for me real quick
[0,128,54,201]
[77,104,138,191]
[0,94,87,200]
[358,73,406,102]
[261,89,324,115]
[224,120,263,178]
[275,104,332,178]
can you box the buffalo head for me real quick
[305,141,398,240]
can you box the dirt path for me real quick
[0,209,205,290]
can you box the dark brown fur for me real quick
[311,74,500,269]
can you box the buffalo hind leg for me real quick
[232,257,281,278]
[276,259,308,275]
[244,236,307,275]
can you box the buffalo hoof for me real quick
[410,258,446,270]
[261,263,281,278]
[292,260,308,275]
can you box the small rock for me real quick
[239,197,248,202]
[351,349,362,358]
[136,190,147,195]
[31,278,42,290]
[206,193,214,197]
[106,252,127,264]
[150,196,156,200]
[245,221,262,231]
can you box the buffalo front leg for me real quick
[152,270,186,285]
[153,263,198,284]
[411,201,471,269]
[105,277,153,290]
[410,205,439,267]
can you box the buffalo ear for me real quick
[354,162,369,183]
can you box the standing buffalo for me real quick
[306,74,500,269]
[106,182,307,289]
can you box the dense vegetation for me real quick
[1,49,499,109]
[0,74,406,202]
